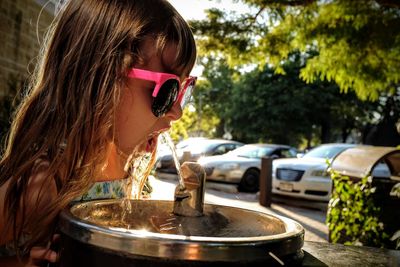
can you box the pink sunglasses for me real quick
[128,68,197,117]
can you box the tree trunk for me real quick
[320,121,331,143]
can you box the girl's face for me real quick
[100,39,187,180]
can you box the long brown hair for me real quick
[0,0,196,255]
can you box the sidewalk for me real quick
[148,175,328,243]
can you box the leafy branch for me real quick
[327,162,389,247]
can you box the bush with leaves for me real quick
[389,180,400,249]
[327,164,390,247]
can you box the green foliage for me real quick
[391,230,400,249]
[389,182,400,249]
[327,165,389,247]
[227,62,310,144]
[169,100,220,142]
[224,54,377,145]
[169,108,197,142]
[192,0,400,101]
[194,8,263,66]
[295,1,400,100]
[193,57,236,137]
[190,0,400,145]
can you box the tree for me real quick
[169,108,196,142]
[194,56,238,137]
[225,54,377,146]
[191,0,400,101]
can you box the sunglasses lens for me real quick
[152,79,179,117]
[180,79,196,108]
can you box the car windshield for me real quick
[303,145,352,159]
[230,145,274,159]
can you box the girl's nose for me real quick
[165,101,183,121]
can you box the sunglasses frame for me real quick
[128,68,197,116]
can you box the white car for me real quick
[272,143,356,201]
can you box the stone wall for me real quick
[0,0,54,97]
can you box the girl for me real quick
[0,0,197,266]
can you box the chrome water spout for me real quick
[173,162,206,217]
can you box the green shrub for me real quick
[327,163,390,247]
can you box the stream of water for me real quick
[120,132,184,225]
[159,132,185,190]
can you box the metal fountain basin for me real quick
[58,199,304,265]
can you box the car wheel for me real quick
[239,169,260,193]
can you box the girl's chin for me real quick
[124,135,158,155]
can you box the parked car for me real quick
[155,138,244,175]
[198,144,297,192]
[272,143,356,202]
[175,137,208,150]
[156,137,207,161]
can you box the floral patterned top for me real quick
[76,179,128,201]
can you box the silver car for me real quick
[198,144,297,192]
[155,138,244,175]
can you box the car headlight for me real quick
[310,169,329,177]
[220,163,240,170]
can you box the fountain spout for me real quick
[173,162,206,217]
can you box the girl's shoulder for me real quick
[30,157,128,201]
[31,156,128,201]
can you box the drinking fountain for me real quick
[57,162,305,266]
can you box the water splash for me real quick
[160,132,185,190]
[121,143,157,224]
[119,132,184,225]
